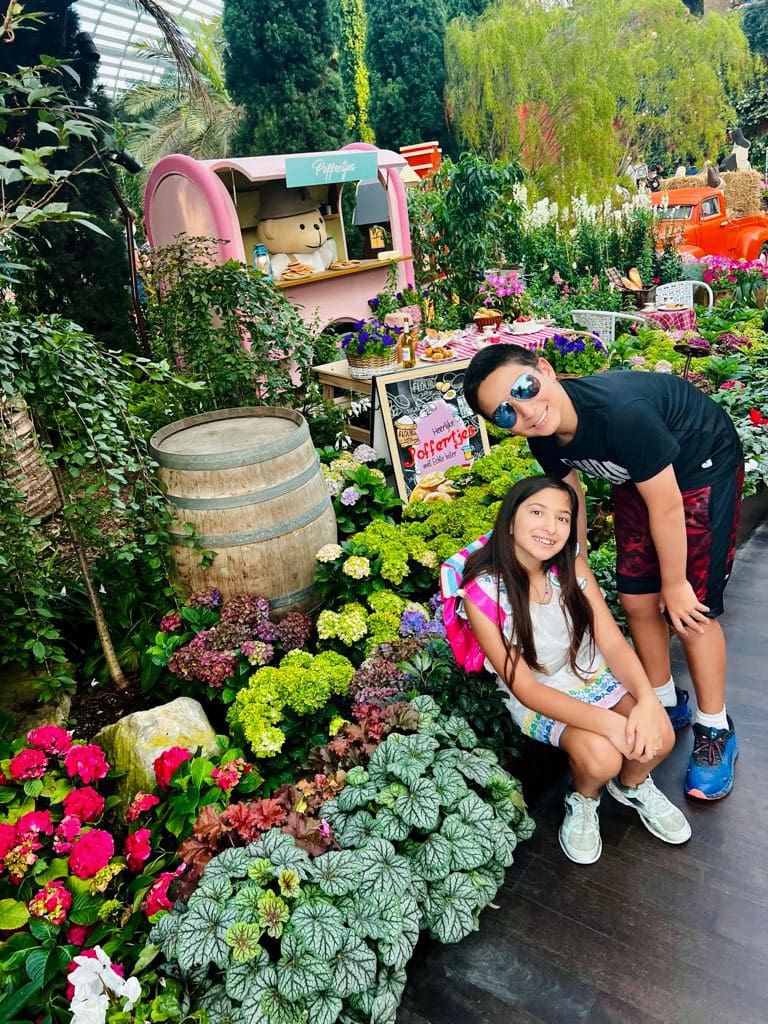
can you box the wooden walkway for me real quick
[399,520,768,1024]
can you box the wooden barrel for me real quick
[149,407,337,612]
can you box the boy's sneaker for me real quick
[685,716,739,800]
[559,791,602,864]
[666,687,693,730]
[606,775,691,844]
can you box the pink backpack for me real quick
[439,533,504,673]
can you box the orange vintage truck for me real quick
[651,187,768,263]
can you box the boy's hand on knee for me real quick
[659,581,709,636]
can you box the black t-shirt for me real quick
[529,372,742,489]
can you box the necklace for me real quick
[532,572,552,605]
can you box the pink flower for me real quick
[143,865,185,917]
[210,759,249,792]
[124,829,152,873]
[63,787,105,823]
[53,815,82,854]
[28,880,72,926]
[0,823,17,861]
[65,923,92,947]
[159,612,183,633]
[63,744,109,785]
[26,725,73,756]
[153,747,192,791]
[9,748,48,781]
[15,810,53,839]
[68,829,114,879]
[126,792,160,822]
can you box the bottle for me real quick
[252,243,273,280]
[401,326,417,369]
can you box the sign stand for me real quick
[371,361,490,502]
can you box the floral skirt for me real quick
[496,664,628,748]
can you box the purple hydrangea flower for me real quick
[340,486,360,506]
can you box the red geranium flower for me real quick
[153,747,192,791]
[63,744,109,784]
[67,829,114,879]
[63,787,105,823]
[126,792,160,822]
[26,725,73,756]
[124,828,152,873]
[9,748,48,781]
[749,408,768,426]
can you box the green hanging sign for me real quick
[284,151,378,188]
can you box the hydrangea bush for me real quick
[318,445,402,536]
[144,590,313,706]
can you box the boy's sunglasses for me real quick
[490,372,542,429]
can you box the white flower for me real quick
[121,976,142,1011]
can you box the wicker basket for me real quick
[346,352,400,380]
[473,309,503,331]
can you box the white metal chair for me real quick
[655,280,714,310]
[569,309,645,347]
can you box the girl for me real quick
[457,476,691,864]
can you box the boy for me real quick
[463,345,744,800]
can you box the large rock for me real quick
[0,662,71,735]
[95,697,218,804]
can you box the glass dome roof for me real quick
[75,0,221,98]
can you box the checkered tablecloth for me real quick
[417,326,552,363]
[639,308,698,332]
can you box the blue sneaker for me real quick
[685,716,739,800]
[666,687,693,730]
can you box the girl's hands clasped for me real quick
[624,697,668,761]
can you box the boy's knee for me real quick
[620,592,661,621]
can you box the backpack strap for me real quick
[440,533,502,672]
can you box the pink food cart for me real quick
[143,143,414,330]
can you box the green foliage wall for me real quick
[365,0,450,151]
[223,0,348,155]
[5,3,132,348]
[335,0,374,141]
[742,1,768,59]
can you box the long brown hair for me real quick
[462,476,595,691]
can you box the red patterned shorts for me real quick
[612,461,744,618]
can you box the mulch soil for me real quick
[69,672,155,740]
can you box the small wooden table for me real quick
[312,359,372,443]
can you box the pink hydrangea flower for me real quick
[53,814,83,854]
[15,810,53,839]
[28,880,72,926]
[9,748,48,781]
[159,612,183,633]
[153,747,192,791]
[125,792,160,822]
[0,822,17,861]
[63,744,109,785]
[66,923,92,947]
[63,786,105,823]
[68,829,114,879]
[26,725,73,755]
[124,828,152,873]
[211,759,249,792]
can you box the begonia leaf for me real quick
[307,992,343,1024]
[393,776,440,832]
[441,715,478,749]
[203,847,253,882]
[341,890,402,943]
[310,849,361,896]
[277,932,333,1001]
[250,829,311,878]
[193,873,234,905]
[199,985,244,1024]
[488,816,518,867]
[410,833,452,881]
[336,781,377,813]
[441,813,493,870]
[225,921,264,963]
[335,810,377,849]
[431,764,469,810]
[383,733,438,787]
[356,837,412,897]
[225,956,271,1003]
[289,900,346,959]
[409,695,440,718]
[330,933,377,997]
[372,807,410,842]
[177,898,239,971]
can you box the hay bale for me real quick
[660,169,762,218]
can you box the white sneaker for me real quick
[606,775,692,845]
[559,790,602,864]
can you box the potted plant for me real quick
[340,318,402,379]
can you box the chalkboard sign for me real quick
[372,360,490,502]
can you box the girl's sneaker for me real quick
[607,775,691,844]
[559,790,602,864]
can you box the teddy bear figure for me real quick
[255,181,337,281]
